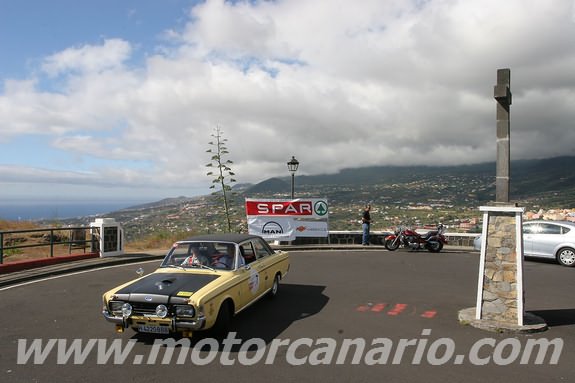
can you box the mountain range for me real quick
[128,156,575,211]
[56,155,573,240]
[245,156,575,199]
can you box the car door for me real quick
[529,222,562,259]
[251,238,275,291]
[238,241,267,303]
[522,222,537,256]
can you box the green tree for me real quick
[206,126,237,232]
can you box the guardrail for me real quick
[442,232,479,247]
[0,226,99,264]
[294,231,480,247]
[0,227,479,264]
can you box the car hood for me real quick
[114,272,220,303]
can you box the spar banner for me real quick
[245,198,329,240]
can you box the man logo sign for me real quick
[246,198,329,241]
[262,221,284,235]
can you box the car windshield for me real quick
[161,241,239,271]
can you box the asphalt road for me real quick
[1,249,573,383]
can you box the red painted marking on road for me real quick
[421,310,437,318]
[387,303,408,316]
[357,303,437,319]
[371,303,387,312]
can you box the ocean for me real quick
[0,200,147,221]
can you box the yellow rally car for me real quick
[102,234,289,337]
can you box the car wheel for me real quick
[556,247,575,267]
[268,274,280,299]
[212,300,232,338]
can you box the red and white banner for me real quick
[245,199,328,218]
[246,198,329,240]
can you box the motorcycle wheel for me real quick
[427,241,443,253]
[385,239,400,251]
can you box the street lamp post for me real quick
[287,156,299,199]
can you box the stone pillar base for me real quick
[476,205,525,325]
[458,307,547,334]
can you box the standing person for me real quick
[362,204,372,245]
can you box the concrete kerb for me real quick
[458,307,548,334]
[0,245,476,288]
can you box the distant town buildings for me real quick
[524,208,575,222]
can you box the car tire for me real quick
[212,301,232,338]
[268,274,280,299]
[556,247,575,267]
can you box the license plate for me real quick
[138,325,170,334]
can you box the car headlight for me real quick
[109,301,124,315]
[121,303,133,318]
[156,304,168,318]
[175,305,196,318]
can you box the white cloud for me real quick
[41,39,132,76]
[1,0,574,199]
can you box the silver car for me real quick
[473,220,575,267]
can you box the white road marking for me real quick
[0,259,161,291]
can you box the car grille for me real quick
[131,302,172,316]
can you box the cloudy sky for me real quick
[1,0,574,203]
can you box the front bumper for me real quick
[102,310,206,332]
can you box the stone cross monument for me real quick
[494,68,512,203]
[459,68,546,332]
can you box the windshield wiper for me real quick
[163,262,216,272]
[162,264,185,270]
[195,264,216,271]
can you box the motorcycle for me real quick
[384,224,447,253]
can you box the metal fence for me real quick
[0,226,479,264]
[292,231,479,246]
[0,226,99,264]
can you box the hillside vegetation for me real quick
[31,156,575,241]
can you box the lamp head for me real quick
[287,156,299,173]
